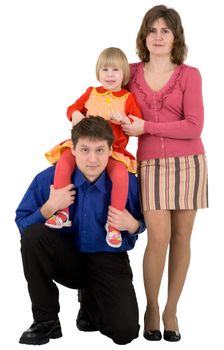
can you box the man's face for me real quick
[72,138,112,182]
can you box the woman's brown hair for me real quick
[136,5,187,64]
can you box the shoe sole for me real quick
[19,329,62,345]
[45,222,72,229]
[76,322,98,332]
[106,236,122,248]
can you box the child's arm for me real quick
[72,111,86,126]
[67,87,93,122]
[110,111,131,125]
[111,92,143,126]
[124,93,143,123]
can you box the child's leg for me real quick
[54,148,76,189]
[106,158,129,248]
[45,148,76,229]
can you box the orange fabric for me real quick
[65,87,143,173]
[47,87,142,173]
[45,140,137,173]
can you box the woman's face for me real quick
[145,17,174,58]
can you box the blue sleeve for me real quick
[125,173,146,235]
[15,167,54,235]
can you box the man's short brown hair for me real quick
[71,116,114,148]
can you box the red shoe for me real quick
[45,211,72,229]
[105,224,122,248]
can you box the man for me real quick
[15,116,145,345]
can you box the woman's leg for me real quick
[143,210,171,331]
[162,209,197,330]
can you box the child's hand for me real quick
[110,111,126,124]
[72,111,85,126]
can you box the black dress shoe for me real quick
[76,308,98,332]
[143,329,162,341]
[143,310,162,341]
[19,319,62,345]
[163,330,181,342]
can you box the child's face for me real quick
[99,66,124,91]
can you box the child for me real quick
[45,47,142,248]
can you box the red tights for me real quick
[54,149,129,232]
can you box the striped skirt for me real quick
[138,154,208,211]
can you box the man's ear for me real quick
[71,147,76,156]
[109,146,112,156]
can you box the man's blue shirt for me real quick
[15,166,145,253]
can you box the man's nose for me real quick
[88,152,97,162]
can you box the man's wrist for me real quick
[40,200,56,219]
[128,218,140,234]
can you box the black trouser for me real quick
[20,223,139,344]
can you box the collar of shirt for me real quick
[95,86,129,98]
[73,168,109,194]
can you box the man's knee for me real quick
[102,314,139,345]
[111,322,139,345]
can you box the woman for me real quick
[122,5,208,342]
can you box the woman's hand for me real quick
[122,115,145,136]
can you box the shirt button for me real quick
[161,144,164,148]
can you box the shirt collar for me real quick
[95,86,129,97]
[73,168,109,194]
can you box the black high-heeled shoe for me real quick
[163,316,181,342]
[143,329,162,341]
[163,330,181,342]
[143,311,162,341]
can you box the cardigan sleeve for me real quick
[67,87,93,121]
[144,68,204,139]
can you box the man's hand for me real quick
[107,206,140,234]
[40,184,76,219]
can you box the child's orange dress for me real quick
[45,86,142,247]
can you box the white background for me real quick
[1,0,223,349]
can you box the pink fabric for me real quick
[127,62,205,160]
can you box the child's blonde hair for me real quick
[96,47,130,87]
